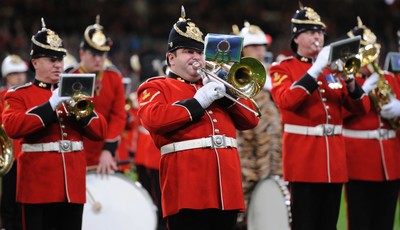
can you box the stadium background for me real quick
[0,0,400,229]
[0,0,399,88]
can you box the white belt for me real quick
[284,124,342,136]
[343,129,396,140]
[22,141,83,153]
[160,135,237,155]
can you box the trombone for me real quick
[193,57,266,117]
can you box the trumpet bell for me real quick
[67,92,94,120]
[228,57,266,98]
[343,56,361,75]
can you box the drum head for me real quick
[83,173,157,230]
[248,177,290,230]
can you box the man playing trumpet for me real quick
[269,4,370,230]
[342,17,400,230]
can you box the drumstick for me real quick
[86,187,102,213]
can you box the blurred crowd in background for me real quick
[0,0,399,90]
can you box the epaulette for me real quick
[8,82,32,92]
[271,56,294,66]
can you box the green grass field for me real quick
[337,191,400,230]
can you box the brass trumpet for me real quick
[342,55,361,75]
[193,57,266,117]
[359,43,400,129]
[65,92,94,120]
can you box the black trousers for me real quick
[1,161,22,230]
[167,209,238,230]
[289,182,343,230]
[21,202,83,230]
[345,179,399,230]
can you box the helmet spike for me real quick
[299,1,304,10]
[356,16,363,28]
[181,6,186,19]
[41,18,46,31]
[95,14,100,25]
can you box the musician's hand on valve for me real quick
[380,96,400,119]
[361,72,379,94]
[49,88,71,110]
[194,82,225,109]
[307,45,331,79]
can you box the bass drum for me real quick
[248,175,291,230]
[83,172,157,230]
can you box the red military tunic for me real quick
[2,80,107,204]
[343,72,400,181]
[270,56,370,183]
[137,73,259,217]
[71,66,126,166]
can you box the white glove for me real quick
[361,72,379,94]
[307,45,331,79]
[380,96,400,119]
[194,82,225,109]
[49,88,72,110]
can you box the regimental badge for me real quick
[305,7,321,23]
[272,72,288,86]
[325,74,343,89]
[142,90,150,100]
[92,29,106,47]
[46,30,62,48]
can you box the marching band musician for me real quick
[269,4,370,230]
[0,54,28,230]
[342,18,400,230]
[68,15,127,175]
[232,21,283,229]
[2,19,107,230]
[137,6,259,230]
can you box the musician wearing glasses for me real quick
[68,15,127,175]
[269,4,370,230]
[342,18,400,230]
[2,19,107,230]
[137,6,259,230]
